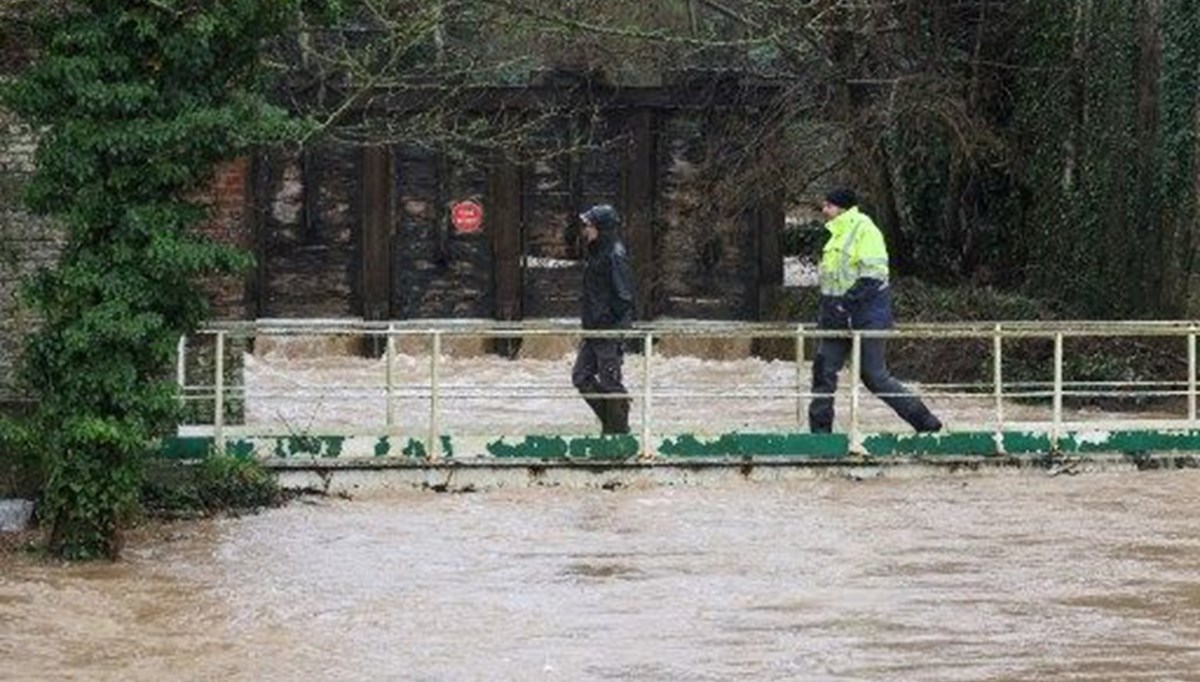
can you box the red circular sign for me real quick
[451,200,483,233]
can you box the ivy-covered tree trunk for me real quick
[1159,0,1200,316]
[1020,0,1200,317]
[1,1,331,559]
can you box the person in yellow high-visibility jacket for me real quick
[809,188,942,434]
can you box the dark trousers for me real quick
[572,338,630,434]
[808,335,939,433]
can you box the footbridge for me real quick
[164,320,1200,492]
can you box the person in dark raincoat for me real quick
[572,204,636,434]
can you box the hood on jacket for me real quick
[579,204,621,233]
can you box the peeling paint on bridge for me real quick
[158,428,1200,494]
[159,429,1200,462]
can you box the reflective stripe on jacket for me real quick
[818,207,890,296]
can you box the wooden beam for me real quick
[622,109,657,321]
[335,80,784,116]
[489,161,523,324]
[361,145,392,322]
[755,198,785,323]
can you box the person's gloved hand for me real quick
[835,301,851,328]
[819,296,852,329]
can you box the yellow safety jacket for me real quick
[819,207,890,297]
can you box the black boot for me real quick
[606,398,631,435]
[914,414,943,433]
[598,399,631,434]
[584,397,608,429]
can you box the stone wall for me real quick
[656,114,758,320]
[520,119,622,320]
[0,106,255,396]
[0,107,60,399]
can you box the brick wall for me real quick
[196,157,253,320]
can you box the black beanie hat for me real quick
[825,188,858,209]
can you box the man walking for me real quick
[809,188,942,434]
[572,204,636,434]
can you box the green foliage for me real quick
[1011,2,1128,315]
[0,1,335,560]
[780,219,823,256]
[142,456,285,518]
[41,416,146,559]
[888,280,1061,394]
[1008,0,1200,317]
[777,278,1058,327]
[0,415,39,499]
[890,278,1059,324]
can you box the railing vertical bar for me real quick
[850,332,862,453]
[1052,332,1063,448]
[641,331,654,459]
[176,335,187,409]
[993,324,1004,440]
[214,331,225,457]
[1189,326,1197,425]
[428,331,441,461]
[386,325,396,430]
[795,326,805,429]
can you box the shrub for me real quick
[142,456,286,519]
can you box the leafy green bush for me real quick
[1,2,334,559]
[781,219,824,257]
[142,456,285,519]
[0,416,38,499]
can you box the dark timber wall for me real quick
[247,80,784,325]
[252,146,361,318]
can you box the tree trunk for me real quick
[1134,0,1164,313]
[1062,0,1091,193]
[1188,73,1200,315]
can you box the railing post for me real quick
[214,331,225,457]
[849,331,862,453]
[641,330,654,459]
[386,325,396,431]
[1189,325,1197,425]
[993,324,1004,452]
[428,331,441,461]
[176,335,187,409]
[1052,332,1063,448]
[795,325,805,429]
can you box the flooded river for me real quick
[3,471,1199,681]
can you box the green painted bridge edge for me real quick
[158,429,1200,462]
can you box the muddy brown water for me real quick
[3,471,1200,681]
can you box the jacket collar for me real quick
[825,206,861,236]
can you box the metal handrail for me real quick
[202,317,1200,337]
[179,320,1200,458]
